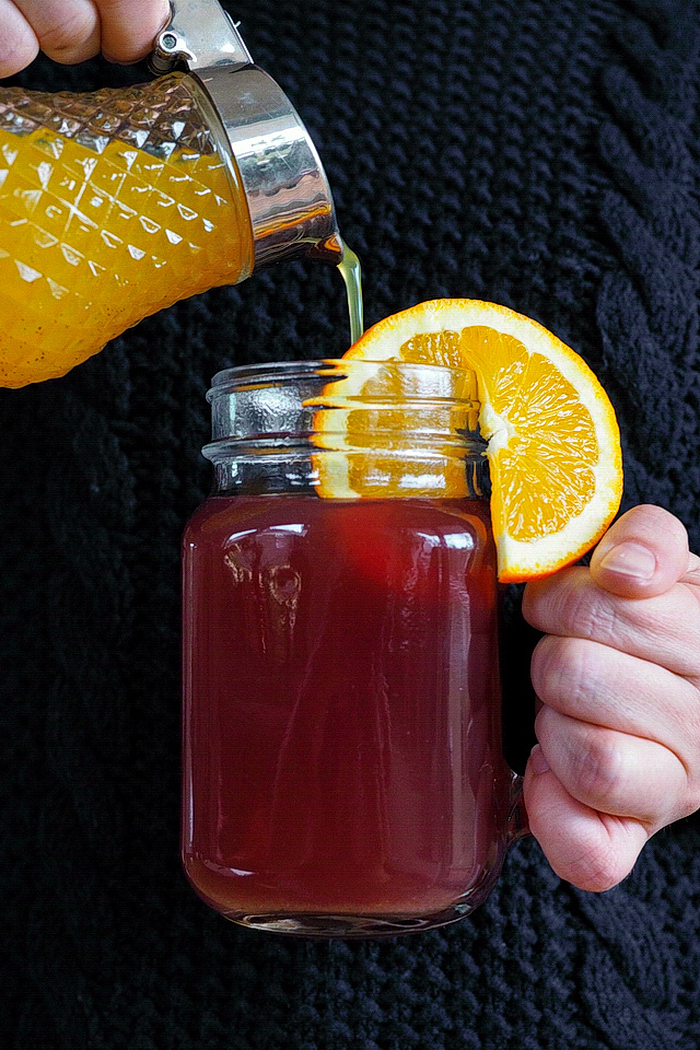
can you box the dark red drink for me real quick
[181,494,512,933]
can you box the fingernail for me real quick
[530,744,550,775]
[599,541,656,580]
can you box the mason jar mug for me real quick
[181,359,526,937]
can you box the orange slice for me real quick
[313,299,623,582]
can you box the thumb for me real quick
[589,504,690,598]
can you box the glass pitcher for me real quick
[0,0,346,386]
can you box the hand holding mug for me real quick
[523,504,700,892]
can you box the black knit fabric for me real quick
[2,0,700,1047]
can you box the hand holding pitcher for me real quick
[0,0,170,75]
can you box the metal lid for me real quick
[150,0,343,270]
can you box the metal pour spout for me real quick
[150,0,344,270]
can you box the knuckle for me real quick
[570,727,623,809]
[566,838,629,893]
[531,634,597,709]
[0,21,37,76]
[527,569,627,645]
[38,14,96,59]
[0,41,37,76]
[623,585,700,677]
[683,716,700,785]
[565,585,624,644]
[659,585,700,677]
[680,760,700,819]
[550,813,648,893]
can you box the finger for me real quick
[682,550,700,587]
[523,567,700,677]
[589,504,691,598]
[97,0,170,63]
[7,0,100,66]
[0,2,39,77]
[530,633,700,756]
[523,752,650,891]
[534,705,693,829]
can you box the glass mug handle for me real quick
[507,770,531,844]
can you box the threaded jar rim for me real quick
[203,359,487,499]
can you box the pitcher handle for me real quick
[150,0,253,74]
